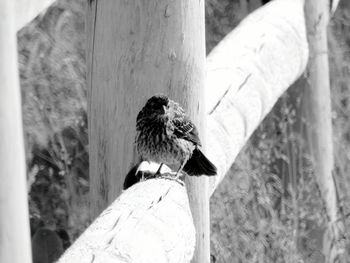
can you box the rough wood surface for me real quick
[206,0,308,194]
[15,0,56,30]
[59,1,309,262]
[0,1,32,263]
[87,1,209,261]
[87,0,207,217]
[58,179,195,263]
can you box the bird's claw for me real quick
[159,173,185,186]
[140,171,145,181]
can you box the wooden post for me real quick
[304,0,342,261]
[87,1,208,260]
[0,1,32,263]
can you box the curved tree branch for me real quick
[206,0,308,194]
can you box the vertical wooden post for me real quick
[186,179,209,263]
[304,1,341,262]
[171,4,208,262]
[0,1,32,263]
[87,4,208,261]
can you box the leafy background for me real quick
[18,0,350,262]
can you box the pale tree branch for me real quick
[206,0,308,194]
[58,179,195,263]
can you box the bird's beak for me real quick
[163,105,169,115]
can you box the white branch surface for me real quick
[58,179,195,263]
[206,0,308,194]
[58,0,309,262]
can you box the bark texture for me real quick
[0,1,32,263]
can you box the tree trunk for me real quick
[303,0,342,262]
[87,1,208,261]
[0,1,32,263]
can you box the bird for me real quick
[135,94,217,178]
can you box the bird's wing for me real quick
[172,116,202,146]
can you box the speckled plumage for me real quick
[135,95,217,176]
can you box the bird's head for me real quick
[142,94,174,118]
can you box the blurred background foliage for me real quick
[17,0,350,262]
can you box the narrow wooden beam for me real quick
[0,1,32,262]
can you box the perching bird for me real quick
[135,94,217,178]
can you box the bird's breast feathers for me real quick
[136,119,194,165]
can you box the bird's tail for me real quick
[123,163,141,190]
[183,148,217,176]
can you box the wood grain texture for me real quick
[304,0,342,262]
[205,0,309,195]
[58,179,195,263]
[0,1,32,262]
[15,0,56,30]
